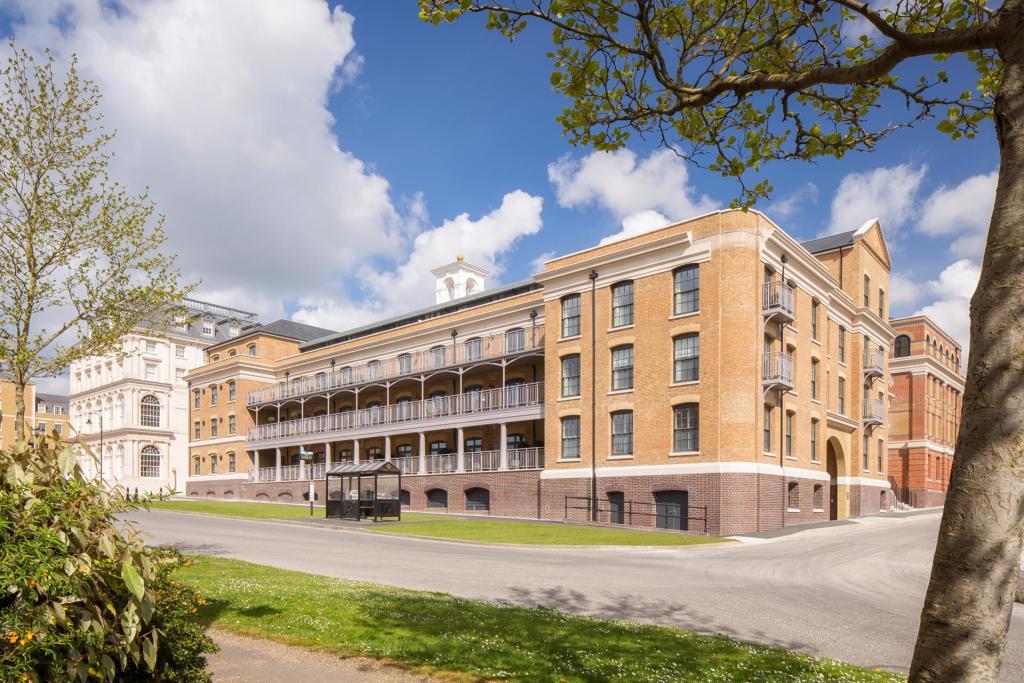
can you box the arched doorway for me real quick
[826,438,846,520]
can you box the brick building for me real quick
[887,316,965,507]
[0,381,70,447]
[185,209,895,535]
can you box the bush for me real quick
[0,437,215,682]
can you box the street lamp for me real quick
[85,412,105,486]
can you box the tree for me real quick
[0,44,192,442]
[419,1,1021,680]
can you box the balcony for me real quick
[248,382,545,447]
[762,281,794,323]
[762,352,794,391]
[863,398,884,427]
[247,331,544,406]
[863,348,885,379]
[247,448,545,482]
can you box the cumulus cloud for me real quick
[913,259,980,351]
[548,148,717,244]
[765,182,818,219]
[828,163,927,234]
[918,170,997,259]
[887,272,925,309]
[293,191,544,329]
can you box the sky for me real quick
[0,0,998,394]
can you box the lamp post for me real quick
[85,411,105,486]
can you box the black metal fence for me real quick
[564,495,708,535]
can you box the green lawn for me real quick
[177,555,902,682]
[369,517,728,546]
[148,499,436,522]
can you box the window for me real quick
[228,381,236,401]
[561,354,581,397]
[395,444,412,458]
[811,301,819,339]
[673,334,699,383]
[210,453,218,473]
[194,421,201,440]
[140,395,160,427]
[505,328,525,353]
[193,390,200,409]
[175,344,185,358]
[763,404,772,452]
[340,366,353,384]
[811,358,819,400]
[878,289,885,318]
[810,418,819,461]
[367,360,380,380]
[228,452,236,473]
[463,339,481,362]
[611,411,633,455]
[877,438,885,473]
[54,423,62,436]
[838,326,846,363]
[785,411,794,457]
[145,340,156,353]
[894,335,911,358]
[426,489,448,509]
[429,440,448,455]
[193,456,200,476]
[228,415,236,434]
[210,419,218,438]
[838,377,846,414]
[611,281,634,327]
[673,403,699,452]
[611,345,634,390]
[211,355,219,362]
[864,275,871,308]
[655,490,688,530]
[247,344,256,357]
[229,325,240,338]
[366,447,382,461]
[140,446,161,478]
[430,345,446,368]
[561,416,580,459]
[561,294,581,337]
[396,396,414,419]
[210,385,218,406]
[673,265,699,315]
[398,353,412,373]
[813,484,824,511]
[863,434,870,471]
[228,349,236,357]
[175,368,186,382]
[145,363,157,381]
[788,482,800,511]
[465,488,490,511]
[175,315,187,329]
[202,321,214,336]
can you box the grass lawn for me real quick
[178,555,903,682]
[369,517,728,546]
[148,499,437,521]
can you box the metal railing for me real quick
[863,348,885,374]
[863,398,884,422]
[762,281,794,318]
[426,453,457,474]
[465,450,501,472]
[248,382,545,443]
[507,447,544,470]
[762,352,794,386]
[247,330,544,406]
[392,456,419,475]
[564,496,708,535]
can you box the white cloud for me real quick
[918,170,997,258]
[293,191,544,329]
[828,163,927,234]
[529,250,557,275]
[548,148,717,244]
[913,259,980,351]
[888,272,924,309]
[765,182,818,219]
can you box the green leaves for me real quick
[121,561,145,601]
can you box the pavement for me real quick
[126,508,1024,680]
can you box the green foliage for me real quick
[0,438,215,682]
[0,42,195,440]
[179,554,903,682]
[419,1,1003,205]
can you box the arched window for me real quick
[398,353,412,374]
[894,335,911,358]
[140,446,161,478]
[465,487,490,512]
[140,395,160,428]
[400,489,411,507]
[426,488,448,508]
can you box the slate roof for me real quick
[257,319,337,342]
[35,392,69,407]
[800,230,857,254]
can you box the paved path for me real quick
[207,629,436,682]
[127,509,1024,679]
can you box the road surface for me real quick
[126,509,1024,678]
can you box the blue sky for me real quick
[1,1,997,358]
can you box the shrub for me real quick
[0,437,215,682]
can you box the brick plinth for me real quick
[400,470,542,518]
[185,477,249,500]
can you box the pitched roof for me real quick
[326,460,401,475]
[800,230,857,254]
[257,319,337,342]
[35,392,69,407]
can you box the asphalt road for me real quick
[126,509,1024,679]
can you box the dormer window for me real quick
[229,325,240,338]
[202,320,215,336]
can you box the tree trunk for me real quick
[13,374,27,443]
[909,23,1024,683]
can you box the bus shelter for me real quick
[325,461,402,521]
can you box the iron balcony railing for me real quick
[863,398,885,423]
[863,348,885,376]
[392,456,419,475]
[426,453,458,474]
[247,331,544,406]
[248,381,545,443]
[762,352,794,386]
[762,281,794,319]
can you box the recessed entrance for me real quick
[826,438,845,521]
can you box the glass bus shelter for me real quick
[325,461,402,521]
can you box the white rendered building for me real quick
[69,299,257,495]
